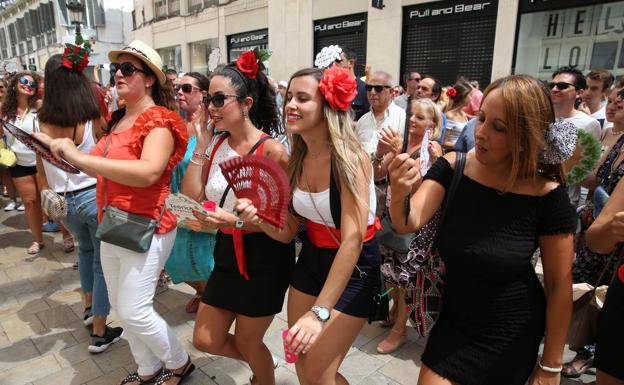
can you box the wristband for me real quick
[537,362,563,373]
[189,158,204,166]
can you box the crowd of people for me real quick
[0,37,623,385]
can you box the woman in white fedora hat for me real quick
[37,40,194,385]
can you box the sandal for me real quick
[562,355,594,378]
[27,241,43,255]
[155,356,195,385]
[376,329,407,354]
[63,237,75,253]
[119,369,162,385]
[185,295,201,314]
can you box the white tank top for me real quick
[292,177,376,228]
[41,121,97,193]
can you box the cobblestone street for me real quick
[0,204,594,385]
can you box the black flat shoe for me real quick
[155,356,195,385]
[119,369,162,385]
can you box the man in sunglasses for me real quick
[550,66,602,207]
[394,70,421,110]
[334,47,369,120]
[355,70,406,156]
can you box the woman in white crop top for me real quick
[236,66,382,384]
[35,54,119,355]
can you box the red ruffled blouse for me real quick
[91,106,188,234]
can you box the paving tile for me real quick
[0,354,61,385]
[91,341,135,373]
[5,260,63,281]
[0,339,40,371]
[66,320,91,344]
[35,305,80,330]
[0,313,47,343]
[155,289,192,312]
[274,365,299,385]
[0,328,10,349]
[45,290,82,308]
[357,372,402,385]
[199,357,252,385]
[32,358,103,385]
[377,341,425,385]
[84,367,128,385]
[31,330,78,355]
[339,349,386,384]
[53,341,91,368]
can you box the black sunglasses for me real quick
[18,77,38,89]
[175,83,200,93]
[110,62,147,77]
[204,93,240,107]
[365,84,391,93]
[549,81,577,91]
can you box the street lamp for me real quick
[66,0,85,37]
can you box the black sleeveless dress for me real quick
[421,158,575,385]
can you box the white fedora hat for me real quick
[108,40,166,86]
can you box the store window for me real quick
[158,45,182,72]
[401,0,498,88]
[515,0,624,79]
[190,38,218,74]
[313,13,367,79]
[227,29,268,63]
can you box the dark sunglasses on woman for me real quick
[365,84,391,93]
[175,83,200,93]
[203,93,239,107]
[18,77,38,89]
[110,62,147,77]
[548,81,577,91]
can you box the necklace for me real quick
[611,127,624,135]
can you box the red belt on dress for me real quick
[305,217,381,249]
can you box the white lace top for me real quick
[204,138,240,212]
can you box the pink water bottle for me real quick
[282,329,299,364]
[202,201,216,212]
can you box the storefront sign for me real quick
[520,0,621,13]
[405,0,497,22]
[313,13,368,77]
[314,14,367,37]
[227,29,269,62]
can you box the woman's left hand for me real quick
[192,206,233,230]
[527,367,560,385]
[285,311,324,356]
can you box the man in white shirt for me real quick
[551,66,602,207]
[579,68,615,129]
[355,71,406,156]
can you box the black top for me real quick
[420,157,575,385]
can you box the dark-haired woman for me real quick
[181,56,294,385]
[36,53,121,354]
[387,75,575,385]
[236,66,380,385]
[0,71,44,254]
[164,72,215,314]
[443,81,471,149]
[37,41,193,385]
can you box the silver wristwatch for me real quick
[310,306,330,323]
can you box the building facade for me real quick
[0,0,132,81]
[131,0,622,87]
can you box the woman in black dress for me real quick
[181,53,294,385]
[387,75,576,385]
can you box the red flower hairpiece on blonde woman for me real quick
[446,87,457,98]
[235,48,272,80]
[61,34,91,73]
[319,65,357,111]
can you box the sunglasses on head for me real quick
[203,93,240,107]
[365,84,391,93]
[548,81,577,91]
[18,77,37,89]
[110,62,147,77]
[175,83,200,93]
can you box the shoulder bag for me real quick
[407,152,465,337]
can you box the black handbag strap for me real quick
[218,134,272,208]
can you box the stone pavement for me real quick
[0,201,594,385]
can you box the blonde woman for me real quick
[237,66,380,384]
[373,98,444,354]
[388,75,575,385]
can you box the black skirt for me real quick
[595,277,624,380]
[202,231,295,317]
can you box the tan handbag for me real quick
[41,176,69,220]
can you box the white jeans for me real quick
[100,230,187,376]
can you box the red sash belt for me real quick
[305,217,381,249]
[220,228,251,280]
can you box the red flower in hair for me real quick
[61,47,74,70]
[619,265,624,283]
[236,50,259,80]
[319,65,357,111]
[446,87,457,98]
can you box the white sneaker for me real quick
[3,201,17,211]
[17,202,25,211]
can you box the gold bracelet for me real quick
[189,158,204,166]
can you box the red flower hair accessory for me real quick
[235,48,271,80]
[61,35,91,73]
[319,65,357,111]
[446,87,457,98]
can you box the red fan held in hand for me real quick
[219,154,289,229]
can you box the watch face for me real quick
[318,308,330,321]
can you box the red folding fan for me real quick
[219,154,290,229]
